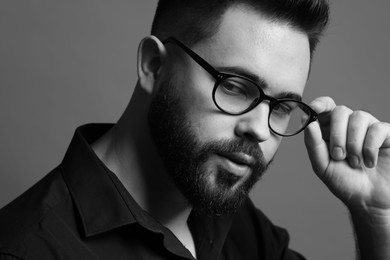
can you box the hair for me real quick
[151,0,329,55]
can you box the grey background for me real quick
[1,1,389,259]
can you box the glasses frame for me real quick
[162,37,318,137]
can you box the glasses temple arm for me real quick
[163,37,220,79]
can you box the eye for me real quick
[272,102,296,116]
[219,79,248,97]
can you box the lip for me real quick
[218,152,255,167]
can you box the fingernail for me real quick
[350,156,360,168]
[332,147,344,159]
[366,160,375,168]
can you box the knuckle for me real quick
[369,121,384,133]
[330,133,345,147]
[375,121,386,127]
[331,131,344,138]
[351,110,368,119]
[346,140,360,153]
[363,145,377,154]
[334,105,351,114]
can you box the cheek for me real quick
[175,60,213,108]
[175,68,238,140]
[259,135,282,162]
[192,115,236,142]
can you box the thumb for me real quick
[304,120,330,179]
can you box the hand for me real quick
[304,96,390,212]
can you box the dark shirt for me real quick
[0,124,305,260]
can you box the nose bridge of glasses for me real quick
[247,92,275,114]
[164,37,315,137]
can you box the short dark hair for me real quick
[151,0,329,55]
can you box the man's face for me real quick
[148,6,310,216]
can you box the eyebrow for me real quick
[217,66,303,101]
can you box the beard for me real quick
[147,78,269,216]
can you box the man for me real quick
[1,0,389,259]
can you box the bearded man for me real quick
[1,1,390,259]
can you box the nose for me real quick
[234,102,271,142]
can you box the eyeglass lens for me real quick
[163,37,315,136]
[214,77,313,136]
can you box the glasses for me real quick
[163,37,318,137]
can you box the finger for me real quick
[363,121,390,168]
[304,120,330,178]
[309,97,336,143]
[346,110,378,168]
[309,96,336,115]
[329,105,353,161]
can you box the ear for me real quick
[137,35,167,94]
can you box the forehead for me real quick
[194,4,311,96]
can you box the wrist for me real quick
[349,204,390,225]
[349,206,390,260]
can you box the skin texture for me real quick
[93,4,390,259]
[147,77,268,216]
[305,98,390,260]
[169,6,310,163]
[148,6,311,217]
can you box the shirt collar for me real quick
[61,123,137,237]
[60,123,236,259]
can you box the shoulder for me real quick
[0,166,76,259]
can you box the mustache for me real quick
[203,138,265,164]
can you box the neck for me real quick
[92,85,196,256]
